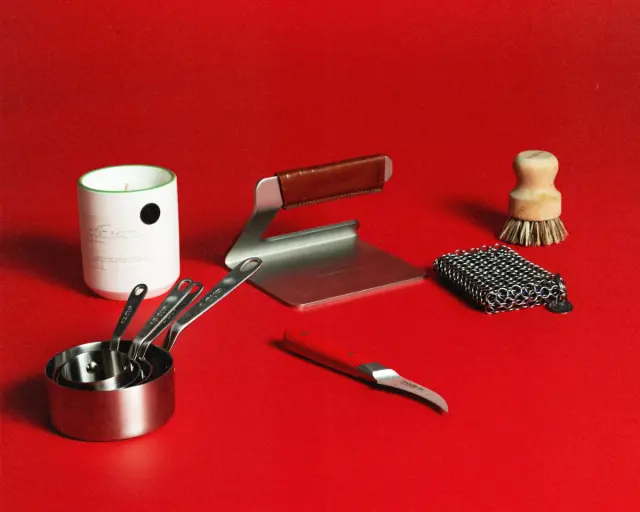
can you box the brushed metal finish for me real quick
[138,281,204,359]
[55,283,148,390]
[124,280,203,385]
[44,262,261,440]
[56,350,140,391]
[225,158,424,308]
[56,279,197,389]
[357,362,449,412]
[128,278,195,360]
[163,258,263,352]
[45,341,175,441]
[252,238,425,307]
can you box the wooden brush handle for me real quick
[508,150,562,221]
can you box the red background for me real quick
[2,1,639,510]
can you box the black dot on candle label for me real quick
[140,203,161,225]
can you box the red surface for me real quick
[2,1,639,510]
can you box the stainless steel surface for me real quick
[45,261,262,440]
[129,282,205,385]
[138,281,204,359]
[45,341,175,441]
[109,284,147,352]
[357,362,449,412]
[250,238,425,307]
[128,278,195,360]
[56,351,141,391]
[55,283,148,391]
[49,282,147,386]
[433,244,572,314]
[53,279,196,390]
[162,258,263,352]
[225,159,425,308]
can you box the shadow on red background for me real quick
[446,199,505,236]
[1,377,50,432]
[1,232,90,297]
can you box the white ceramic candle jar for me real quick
[78,165,180,300]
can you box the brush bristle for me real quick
[499,217,568,246]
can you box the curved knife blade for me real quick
[281,330,448,413]
[357,363,449,412]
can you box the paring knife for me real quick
[280,330,449,413]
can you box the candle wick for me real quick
[124,183,129,191]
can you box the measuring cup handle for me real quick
[109,284,148,352]
[128,278,194,360]
[162,258,263,352]
[138,281,204,359]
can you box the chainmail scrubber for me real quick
[433,244,572,314]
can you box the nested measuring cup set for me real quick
[45,257,263,441]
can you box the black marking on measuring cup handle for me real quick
[119,304,134,325]
[546,298,574,314]
[150,304,170,323]
[204,288,225,304]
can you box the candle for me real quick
[78,165,180,300]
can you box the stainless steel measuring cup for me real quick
[55,279,196,390]
[50,283,146,385]
[45,258,263,441]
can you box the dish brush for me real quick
[499,150,568,246]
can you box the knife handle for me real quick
[281,329,376,382]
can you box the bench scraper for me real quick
[280,330,448,413]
